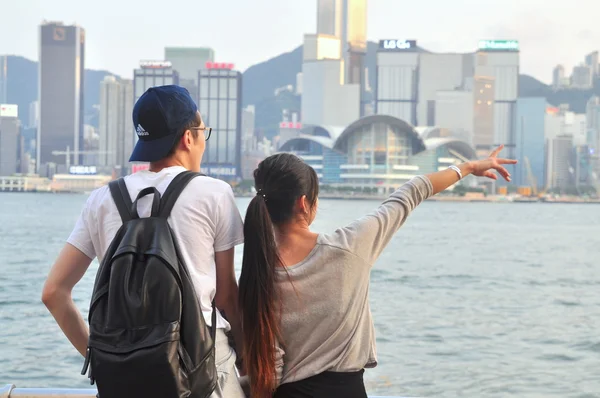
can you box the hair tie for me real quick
[256,189,267,202]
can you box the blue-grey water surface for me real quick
[0,192,599,397]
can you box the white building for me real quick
[375,39,517,155]
[0,104,20,176]
[475,40,520,157]
[585,51,599,77]
[571,64,593,90]
[164,47,214,94]
[419,52,474,127]
[0,56,6,104]
[552,65,568,90]
[301,33,360,128]
[546,134,573,190]
[545,106,587,146]
[434,76,495,150]
[316,0,367,114]
[98,76,133,174]
[586,96,600,150]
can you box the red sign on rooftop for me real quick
[205,62,235,70]
[279,122,302,129]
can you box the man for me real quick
[42,85,246,397]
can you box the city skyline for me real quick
[0,0,599,83]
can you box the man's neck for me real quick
[149,158,187,173]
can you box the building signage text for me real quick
[200,165,237,177]
[140,60,172,69]
[205,62,235,70]
[379,40,417,51]
[69,166,97,175]
[478,40,519,52]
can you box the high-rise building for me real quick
[29,101,39,129]
[475,40,520,158]
[546,134,573,190]
[99,76,134,174]
[38,22,85,175]
[419,52,474,127]
[0,104,21,176]
[585,51,599,77]
[586,96,600,150]
[134,61,179,103]
[571,64,593,90]
[375,39,419,125]
[434,76,495,149]
[197,63,242,180]
[302,34,360,127]
[514,98,546,188]
[316,0,367,115]
[572,145,592,188]
[545,105,587,146]
[552,65,566,90]
[164,47,215,94]
[0,56,7,104]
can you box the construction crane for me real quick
[51,146,113,169]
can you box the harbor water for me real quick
[1,192,599,397]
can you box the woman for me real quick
[239,145,516,397]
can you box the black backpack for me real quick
[81,171,217,398]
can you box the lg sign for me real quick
[379,40,417,51]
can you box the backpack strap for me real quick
[210,300,217,343]
[109,178,134,223]
[131,187,161,219]
[158,171,204,218]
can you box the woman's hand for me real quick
[426,144,518,195]
[469,144,517,182]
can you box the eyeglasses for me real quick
[191,126,212,141]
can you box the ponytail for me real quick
[239,195,281,398]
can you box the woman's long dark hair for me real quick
[238,153,319,397]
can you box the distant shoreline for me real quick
[2,190,599,204]
[235,193,600,204]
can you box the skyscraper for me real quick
[133,61,179,103]
[585,51,599,77]
[38,21,85,175]
[197,63,242,180]
[164,47,214,93]
[475,40,520,158]
[98,76,133,175]
[0,104,21,176]
[552,65,566,90]
[0,56,7,104]
[316,0,367,114]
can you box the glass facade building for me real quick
[38,22,85,174]
[197,67,242,180]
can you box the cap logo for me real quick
[136,124,149,137]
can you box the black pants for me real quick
[273,370,367,398]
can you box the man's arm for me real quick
[214,247,245,374]
[41,243,93,357]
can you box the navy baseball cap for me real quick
[129,85,198,162]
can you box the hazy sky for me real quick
[1,0,599,83]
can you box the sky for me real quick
[0,0,599,84]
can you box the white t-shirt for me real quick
[67,166,244,331]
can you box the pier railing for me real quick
[0,384,406,397]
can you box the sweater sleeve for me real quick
[332,175,433,266]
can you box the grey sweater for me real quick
[274,175,434,385]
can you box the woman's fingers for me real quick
[494,164,511,181]
[490,144,505,158]
[497,158,518,165]
[483,170,497,180]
